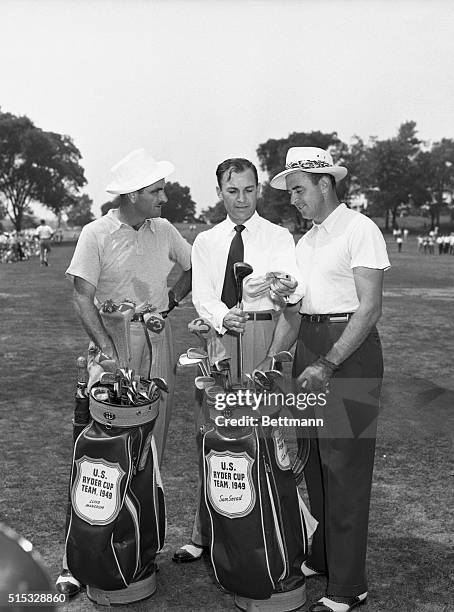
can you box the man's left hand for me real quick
[297,358,335,392]
[162,289,178,318]
[266,272,298,297]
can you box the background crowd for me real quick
[0,228,63,264]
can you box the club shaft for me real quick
[237,332,243,382]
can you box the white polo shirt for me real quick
[35,225,53,240]
[293,204,390,314]
[192,211,301,333]
[66,209,191,310]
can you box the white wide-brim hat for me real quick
[270,147,347,190]
[106,148,175,195]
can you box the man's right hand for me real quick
[222,307,248,333]
[98,339,119,372]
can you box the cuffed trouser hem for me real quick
[305,556,327,575]
[327,582,368,598]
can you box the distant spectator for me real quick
[396,236,403,252]
[34,219,54,266]
[53,229,63,243]
[437,235,444,255]
[403,228,409,240]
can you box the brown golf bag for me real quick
[201,387,307,611]
[65,389,165,605]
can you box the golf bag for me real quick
[65,388,165,606]
[201,386,307,611]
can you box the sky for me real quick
[1,0,454,219]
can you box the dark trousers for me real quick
[293,319,384,598]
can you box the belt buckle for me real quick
[329,315,349,323]
[309,314,319,323]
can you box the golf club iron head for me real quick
[194,376,216,390]
[271,350,293,371]
[151,377,169,393]
[253,370,273,391]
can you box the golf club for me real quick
[188,318,210,351]
[187,347,210,376]
[151,377,169,393]
[99,371,116,386]
[264,369,286,392]
[271,350,293,372]
[76,356,88,398]
[214,357,232,389]
[178,353,210,377]
[244,373,256,389]
[233,262,253,383]
[142,312,165,379]
[100,303,135,370]
[194,375,216,390]
[253,370,273,391]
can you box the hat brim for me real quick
[105,160,175,195]
[270,165,348,190]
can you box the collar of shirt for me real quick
[106,209,156,234]
[223,210,261,235]
[311,203,347,234]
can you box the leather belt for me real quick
[246,312,273,321]
[131,311,165,322]
[301,313,354,323]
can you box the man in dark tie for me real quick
[172,157,300,563]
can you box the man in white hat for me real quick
[56,148,192,597]
[258,147,390,612]
[172,157,300,563]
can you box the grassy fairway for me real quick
[0,235,453,611]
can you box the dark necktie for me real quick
[221,225,245,308]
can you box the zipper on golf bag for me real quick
[151,435,166,551]
[263,459,288,582]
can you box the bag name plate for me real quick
[72,456,126,525]
[206,451,255,518]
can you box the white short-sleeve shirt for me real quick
[295,204,390,314]
[66,209,191,310]
[35,225,54,240]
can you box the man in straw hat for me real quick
[257,147,390,612]
[56,148,192,597]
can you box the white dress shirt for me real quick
[192,212,301,333]
[294,204,390,314]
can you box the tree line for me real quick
[0,109,197,231]
[1,109,453,232]
[202,123,454,230]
